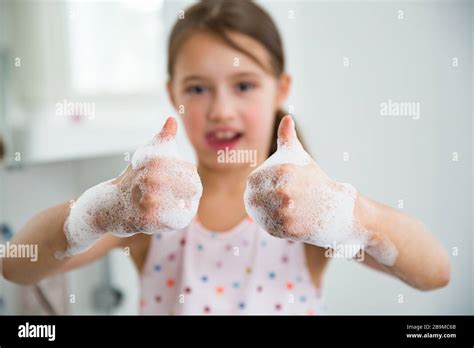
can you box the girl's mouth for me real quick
[205,130,243,151]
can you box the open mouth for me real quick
[205,130,243,150]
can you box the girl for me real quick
[2,0,450,315]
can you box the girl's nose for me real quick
[207,89,237,123]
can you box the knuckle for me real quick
[247,172,263,187]
[143,175,160,190]
[146,158,162,170]
[274,165,289,176]
[276,187,291,201]
[277,214,293,234]
[138,192,156,210]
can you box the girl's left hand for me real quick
[244,116,367,252]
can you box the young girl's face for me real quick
[167,30,290,170]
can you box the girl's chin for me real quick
[198,150,259,171]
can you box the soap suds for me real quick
[131,135,180,170]
[61,179,120,257]
[61,117,202,257]
[244,116,397,265]
[364,228,399,266]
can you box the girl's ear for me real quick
[167,80,177,109]
[275,73,292,109]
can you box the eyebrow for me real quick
[180,71,261,84]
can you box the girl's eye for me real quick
[236,81,255,92]
[186,85,207,94]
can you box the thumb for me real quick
[131,116,179,169]
[154,116,177,143]
[277,115,300,148]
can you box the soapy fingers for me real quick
[244,116,397,265]
[61,117,202,257]
[244,115,360,248]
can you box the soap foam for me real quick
[244,117,397,264]
[61,179,120,257]
[291,182,370,258]
[364,229,399,266]
[61,120,202,257]
[258,142,311,170]
[131,135,180,170]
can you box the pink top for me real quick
[139,216,326,315]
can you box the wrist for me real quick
[353,192,398,266]
[312,182,369,258]
[63,180,120,256]
[354,192,377,233]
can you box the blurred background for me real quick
[0,0,472,315]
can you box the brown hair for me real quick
[167,0,307,157]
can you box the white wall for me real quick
[261,0,472,314]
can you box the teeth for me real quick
[215,131,237,140]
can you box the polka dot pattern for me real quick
[139,219,325,315]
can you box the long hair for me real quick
[167,0,308,157]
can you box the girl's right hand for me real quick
[63,117,202,256]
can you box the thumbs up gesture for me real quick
[244,116,366,256]
[63,117,202,256]
[111,116,202,233]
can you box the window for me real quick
[66,0,164,96]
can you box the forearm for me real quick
[2,201,71,285]
[355,193,451,290]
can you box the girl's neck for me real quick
[196,163,254,232]
[197,163,253,196]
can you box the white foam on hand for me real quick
[61,179,120,257]
[61,117,203,257]
[244,115,397,265]
[130,128,180,170]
